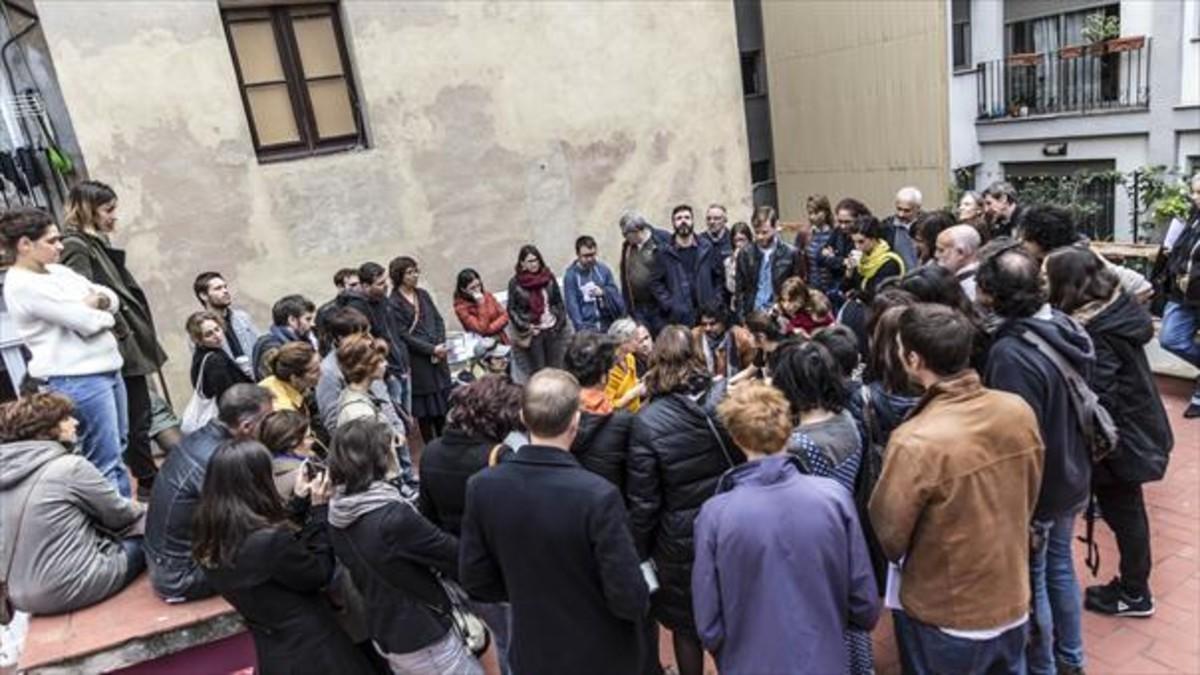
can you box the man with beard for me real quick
[666,204,722,328]
[193,271,261,377]
[564,235,625,332]
[983,181,1025,240]
[692,301,755,381]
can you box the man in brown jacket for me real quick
[870,304,1044,675]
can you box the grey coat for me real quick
[0,440,142,614]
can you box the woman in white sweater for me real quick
[1,208,131,497]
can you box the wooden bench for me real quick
[17,576,253,674]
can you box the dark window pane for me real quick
[750,159,772,184]
[741,51,761,96]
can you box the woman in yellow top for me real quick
[605,318,645,412]
[257,342,321,413]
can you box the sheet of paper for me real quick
[641,560,660,594]
[884,560,904,610]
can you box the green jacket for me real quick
[61,229,167,376]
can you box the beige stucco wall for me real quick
[35,0,751,397]
[762,0,950,220]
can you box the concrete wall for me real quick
[1183,0,1200,105]
[762,0,951,219]
[34,0,752,396]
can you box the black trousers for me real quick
[1094,478,1152,595]
[123,374,158,492]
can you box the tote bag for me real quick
[180,354,218,433]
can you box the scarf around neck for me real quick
[517,268,553,318]
[858,239,904,285]
[328,480,405,528]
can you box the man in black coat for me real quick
[977,246,1094,674]
[460,369,649,675]
[734,205,807,319]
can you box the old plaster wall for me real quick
[34,0,752,397]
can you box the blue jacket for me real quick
[692,455,879,674]
[662,236,722,328]
[563,260,625,332]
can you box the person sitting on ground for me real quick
[328,419,484,675]
[252,294,318,379]
[0,393,146,615]
[871,304,1043,675]
[453,268,509,345]
[605,318,646,412]
[734,310,789,385]
[563,331,635,491]
[334,333,415,493]
[1045,246,1174,618]
[258,341,321,415]
[775,275,833,337]
[460,369,649,675]
[193,440,375,675]
[691,301,755,381]
[257,409,319,503]
[144,384,273,602]
[692,381,878,674]
[471,338,511,381]
[187,310,252,403]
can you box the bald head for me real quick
[521,369,581,445]
[935,224,981,273]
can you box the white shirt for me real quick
[3,264,123,378]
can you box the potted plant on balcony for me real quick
[1082,13,1120,55]
[1008,95,1030,117]
[1007,52,1041,66]
[1107,35,1146,53]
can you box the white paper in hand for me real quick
[641,560,660,594]
[884,558,905,610]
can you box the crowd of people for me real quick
[0,173,1197,675]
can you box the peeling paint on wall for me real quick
[34,0,752,396]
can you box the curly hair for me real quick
[1020,205,1079,255]
[336,334,388,384]
[976,247,1046,319]
[445,375,523,441]
[263,341,317,381]
[0,392,74,442]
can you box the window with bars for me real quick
[221,3,366,161]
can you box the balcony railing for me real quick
[976,36,1150,121]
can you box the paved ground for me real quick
[662,376,1199,674]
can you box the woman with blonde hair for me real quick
[186,310,251,403]
[692,381,878,673]
[627,325,741,675]
[258,342,321,414]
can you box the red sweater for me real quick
[454,293,509,343]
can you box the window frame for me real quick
[951,0,971,70]
[221,3,367,162]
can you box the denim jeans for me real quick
[121,536,147,587]
[385,372,412,415]
[48,372,131,498]
[898,611,1027,675]
[1160,301,1200,368]
[376,628,483,675]
[1028,512,1085,673]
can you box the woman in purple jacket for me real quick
[691,381,879,674]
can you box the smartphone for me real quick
[303,459,327,480]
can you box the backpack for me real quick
[1020,330,1119,464]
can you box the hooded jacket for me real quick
[1074,290,1173,483]
[693,455,879,675]
[0,440,141,614]
[985,306,1095,520]
[626,378,742,634]
[328,482,459,655]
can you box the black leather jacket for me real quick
[144,421,232,600]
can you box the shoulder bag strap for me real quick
[487,443,506,467]
[335,516,452,617]
[698,402,736,469]
[194,353,214,397]
[1020,330,1095,439]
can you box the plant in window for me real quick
[1082,13,1120,44]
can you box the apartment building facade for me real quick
[949,0,1200,240]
